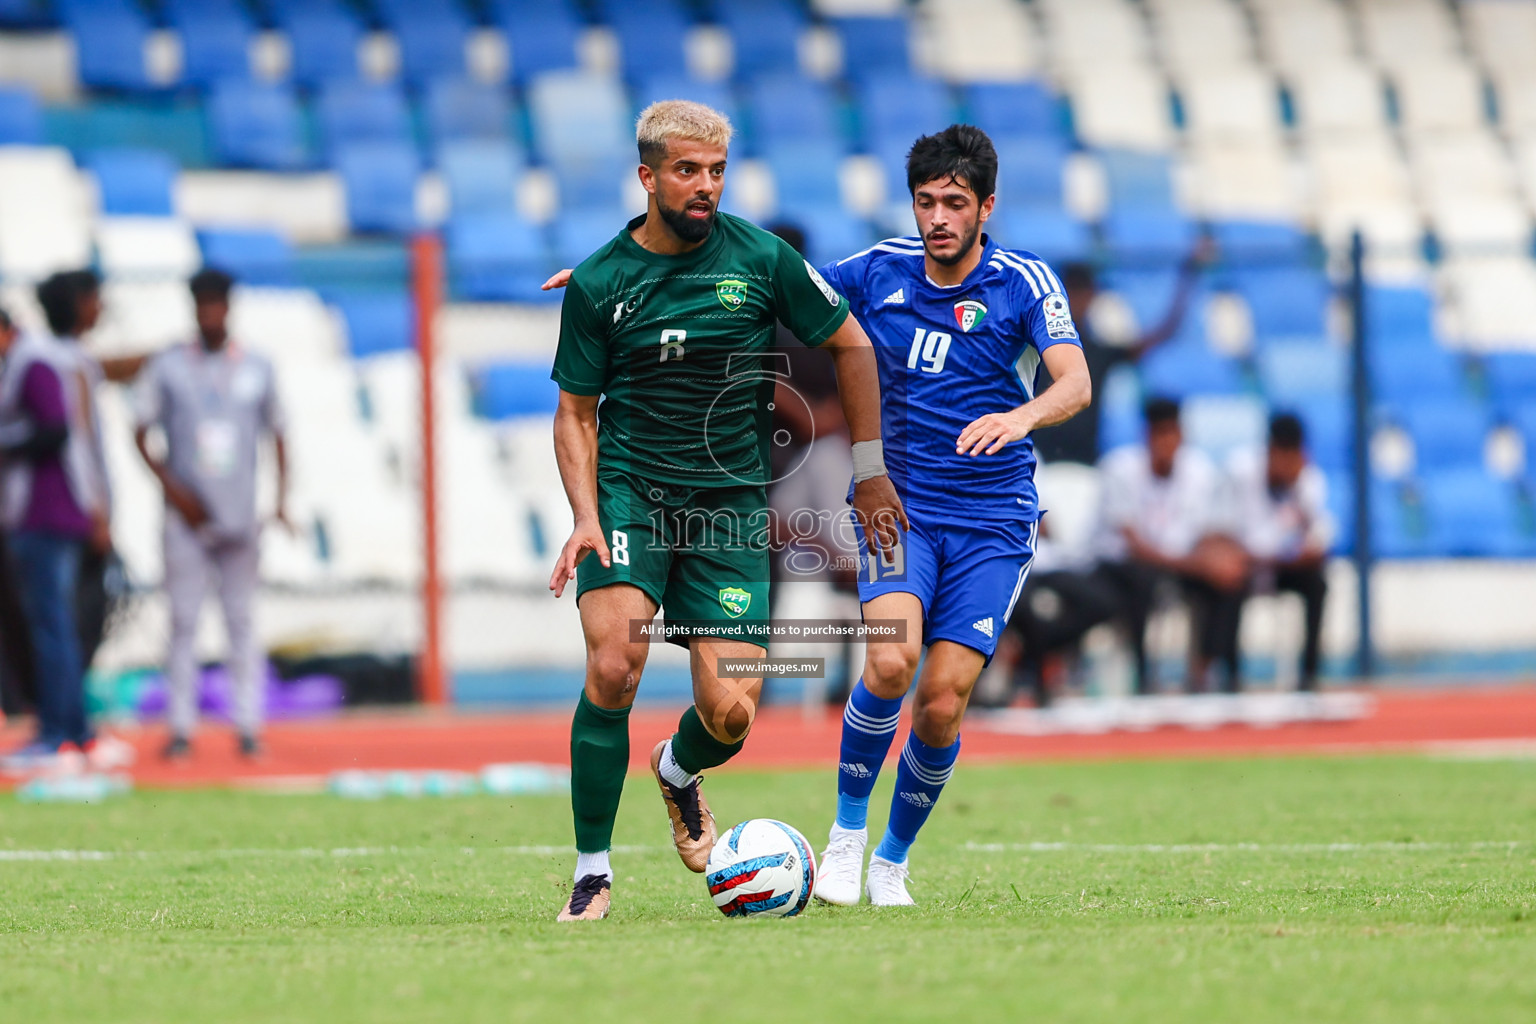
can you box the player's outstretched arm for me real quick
[957,343,1092,456]
[822,316,909,556]
[549,389,610,597]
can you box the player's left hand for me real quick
[542,268,574,291]
[957,409,1033,456]
[852,474,908,559]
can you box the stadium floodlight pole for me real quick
[1348,229,1374,679]
[413,233,448,705]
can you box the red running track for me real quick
[5,686,1536,789]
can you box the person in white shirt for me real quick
[1091,397,1249,692]
[1212,413,1333,690]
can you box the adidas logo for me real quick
[899,790,933,808]
[839,762,874,779]
[882,288,905,305]
[972,617,994,639]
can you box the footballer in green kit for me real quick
[547,100,905,921]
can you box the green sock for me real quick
[570,692,631,853]
[670,704,745,775]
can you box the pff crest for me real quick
[953,299,987,332]
[718,586,752,619]
[716,278,749,311]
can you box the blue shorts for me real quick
[855,508,1039,659]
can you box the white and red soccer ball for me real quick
[705,819,817,918]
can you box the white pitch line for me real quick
[0,844,662,863]
[962,840,1530,854]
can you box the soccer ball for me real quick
[705,819,818,918]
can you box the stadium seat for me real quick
[490,1,582,83]
[856,75,953,152]
[336,143,420,235]
[1175,67,1283,146]
[279,8,363,87]
[832,16,911,81]
[991,138,1067,210]
[1259,341,1349,404]
[631,75,739,130]
[1102,269,1202,343]
[0,148,92,281]
[1368,480,1424,559]
[556,156,634,210]
[1372,348,1466,405]
[206,81,307,171]
[1063,64,1174,150]
[332,290,414,358]
[1483,352,1536,418]
[172,8,254,87]
[1183,393,1268,462]
[552,206,629,270]
[964,82,1062,143]
[1210,221,1309,264]
[1289,399,1355,475]
[713,0,804,80]
[86,148,176,216]
[1289,63,1388,137]
[992,208,1091,266]
[1138,342,1245,399]
[779,205,875,269]
[0,86,42,145]
[473,361,561,419]
[317,82,414,164]
[1391,61,1487,135]
[1419,469,1528,557]
[602,1,692,83]
[198,228,296,287]
[423,80,514,150]
[387,7,472,88]
[767,142,846,212]
[1101,210,1198,264]
[1099,149,1177,211]
[1231,267,1330,340]
[1364,286,1436,346]
[65,4,154,93]
[745,74,843,153]
[96,218,201,279]
[447,212,551,303]
[1395,398,1491,473]
[528,72,631,166]
[440,140,522,217]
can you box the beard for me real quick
[657,194,717,243]
[924,218,981,266]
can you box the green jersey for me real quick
[551,212,850,488]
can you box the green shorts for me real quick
[577,469,771,647]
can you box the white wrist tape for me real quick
[851,439,887,483]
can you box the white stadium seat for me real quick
[94,281,195,353]
[1288,62,1388,137]
[94,217,201,279]
[1150,0,1254,71]
[1062,62,1174,150]
[916,0,1040,81]
[441,420,542,585]
[1183,141,1301,219]
[1462,0,1536,77]
[1407,131,1520,205]
[1174,67,1284,146]
[1039,0,1150,71]
[1492,70,1536,139]
[230,287,349,366]
[1391,60,1490,136]
[1356,0,1462,70]
[1439,256,1536,348]
[1516,137,1536,209]
[1426,194,1532,254]
[96,385,163,586]
[173,171,349,246]
[1252,0,1354,74]
[1305,134,1424,253]
[0,147,93,281]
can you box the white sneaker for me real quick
[865,854,915,906]
[813,825,867,906]
[86,734,136,772]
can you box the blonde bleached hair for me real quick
[636,100,734,167]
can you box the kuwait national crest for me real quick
[716,278,748,310]
[718,586,752,618]
[954,299,987,332]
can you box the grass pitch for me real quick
[3,755,1535,1023]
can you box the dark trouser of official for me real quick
[1096,561,1248,695]
[1208,564,1329,693]
[0,528,37,714]
[1005,568,1123,704]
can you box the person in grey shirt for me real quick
[134,269,290,760]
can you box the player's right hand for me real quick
[549,519,611,598]
[541,268,574,291]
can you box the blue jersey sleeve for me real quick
[1015,256,1083,354]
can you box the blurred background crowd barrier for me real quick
[0,0,1533,719]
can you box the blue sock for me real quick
[874,731,960,864]
[834,679,902,830]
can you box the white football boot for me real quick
[813,825,867,905]
[865,854,915,906]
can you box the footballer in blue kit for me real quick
[810,125,1092,907]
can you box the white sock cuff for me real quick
[575,850,612,883]
[657,740,697,788]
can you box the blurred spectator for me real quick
[1032,241,1212,465]
[1092,397,1248,693]
[134,268,290,761]
[0,273,115,768]
[1208,413,1334,691]
[0,306,38,716]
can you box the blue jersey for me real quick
[819,235,1082,521]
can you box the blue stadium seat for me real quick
[1371,347,1465,404]
[490,1,582,83]
[856,74,953,151]
[1211,220,1310,264]
[603,2,692,83]
[1138,342,1245,398]
[0,86,43,144]
[439,140,522,216]
[317,82,414,163]
[553,207,629,269]
[528,71,631,166]
[336,142,420,234]
[86,148,176,216]
[1368,481,1424,558]
[447,212,551,303]
[473,361,562,418]
[66,4,154,92]
[1288,399,1355,474]
[332,291,414,358]
[992,138,1067,209]
[1394,398,1491,472]
[557,156,632,209]
[768,141,846,212]
[1365,286,1436,354]
[775,206,875,269]
[1419,469,1527,557]
[631,76,739,130]
[0,0,49,28]
[387,8,471,87]
[745,74,842,153]
[172,9,253,87]
[280,8,363,87]
[1231,267,1330,340]
[1099,149,1176,211]
[832,16,911,82]
[713,0,803,80]
[1482,352,1536,418]
[1102,209,1198,263]
[206,81,307,170]
[992,208,1091,265]
[424,79,514,149]
[1258,341,1349,404]
[1103,269,1201,344]
[1510,405,1536,462]
[198,228,296,287]
[964,82,1062,142]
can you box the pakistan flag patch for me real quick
[954,299,987,332]
[718,586,752,618]
[715,278,748,310]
